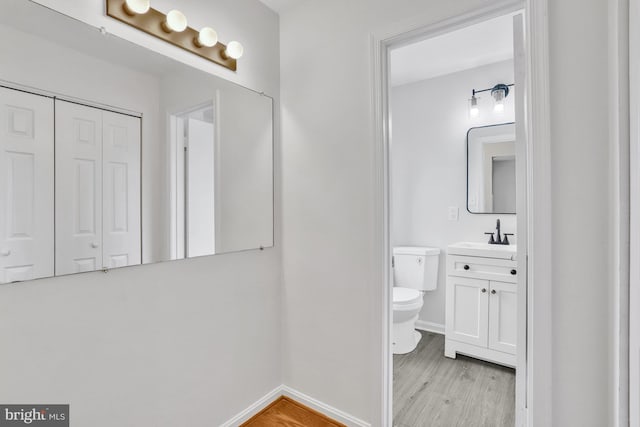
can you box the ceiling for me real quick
[390,14,515,87]
[258,0,300,14]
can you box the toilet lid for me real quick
[393,287,421,305]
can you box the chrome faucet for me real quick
[485,219,513,245]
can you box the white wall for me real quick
[391,60,516,328]
[281,1,616,426]
[0,1,282,426]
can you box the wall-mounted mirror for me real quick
[467,123,516,214]
[0,0,274,284]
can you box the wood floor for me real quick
[241,396,346,427]
[394,331,515,427]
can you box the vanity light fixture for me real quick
[163,9,187,33]
[469,94,479,118]
[106,0,240,71]
[196,27,218,48]
[491,83,509,112]
[224,41,244,60]
[468,83,513,117]
[123,0,150,15]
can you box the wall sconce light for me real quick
[468,83,513,117]
[468,94,479,118]
[106,0,241,71]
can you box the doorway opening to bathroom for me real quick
[384,8,527,426]
[168,102,217,259]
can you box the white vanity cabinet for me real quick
[445,244,517,367]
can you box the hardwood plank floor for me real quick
[393,331,515,427]
[241,396,346,427]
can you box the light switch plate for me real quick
[448,206,459,221]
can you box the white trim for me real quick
[415,320,445,335]
[629,0,639,424]
[522,0,553,425]
[219,385,371,427]
[371,0,553,425]
[281,386,372,427]
[611,0,630,425]
[219,385,282,427]
[0,78,143,118]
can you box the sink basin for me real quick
[448,242,517,260]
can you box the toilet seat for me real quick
[393,287,421,306]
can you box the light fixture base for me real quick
[491,83,510,98]
[106,0,237,71]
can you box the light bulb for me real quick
[225,41,244,59]
[163,10,188,33]
[124,0,150,15]
[196,27,218,48]
[491,84,508,114]
[469,95,479,118]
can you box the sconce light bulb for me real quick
[225,41,244,59]
[164,10,188,33]
[491,84,508,114]
[469,95,479,118]
[196,27,218,48]
[124,0,150,15]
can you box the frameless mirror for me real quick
[0,0,273,284]
[467,123,516,214]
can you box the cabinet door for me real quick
[55,101,103,275]
[488,281,517,354]
[446,276,489,347]
[0,87,54,283]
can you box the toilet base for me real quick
[392,320,422,355]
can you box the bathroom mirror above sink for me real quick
[0,0,274,284]
[467,123,516,214]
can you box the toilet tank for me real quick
[393,246,440,291]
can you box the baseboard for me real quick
[220,384,371,427]
[281,386,371,427]
[415,320,445,335]
[219,385,282,427]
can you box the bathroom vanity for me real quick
[445,242,517,367]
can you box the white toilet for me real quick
[392,246,440,354]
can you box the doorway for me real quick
[169,101,217,259]
[381,9,528,426]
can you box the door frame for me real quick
[629,0,638,424]
[370,0,553,425]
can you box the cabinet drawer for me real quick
[447,255,518,283]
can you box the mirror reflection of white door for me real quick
[55,101,103,275]
[186,117,215,257]
[0,87,54,283]
[102,111,141,269]
[56,101,141,275]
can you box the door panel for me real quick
[0,87,54,283]
[446,276,489,347]
[55,101,102,275]
[489,281,517,354]
[102,111,141,269]
[186,118,215,257]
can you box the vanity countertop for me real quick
[448,242,517,260]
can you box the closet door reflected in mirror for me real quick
[0,0,274,284]
[55,101,141,276]
[0,87,54,283]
